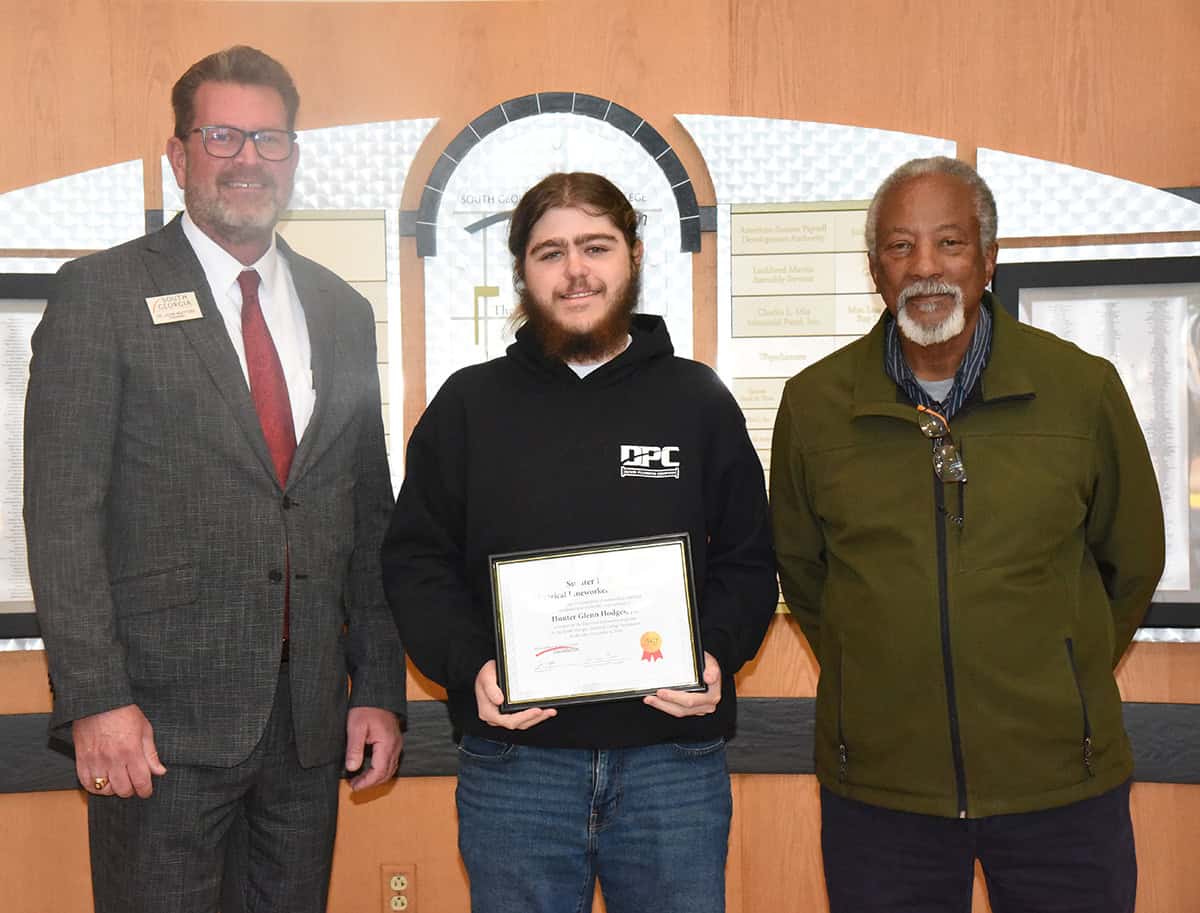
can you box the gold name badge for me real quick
[145,291,203,325]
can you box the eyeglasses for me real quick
[185,125,296,161]
[916,404,966,483]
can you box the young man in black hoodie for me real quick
[382,172,777,913]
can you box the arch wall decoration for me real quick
[416,93,700,401]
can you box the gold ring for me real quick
[92,776,108,791]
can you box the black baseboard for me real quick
[2,698,1197,793]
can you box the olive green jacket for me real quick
[770,295,1165,818]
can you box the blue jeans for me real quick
[456,735,732,913]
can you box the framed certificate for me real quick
[489,533,704,711]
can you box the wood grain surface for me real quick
[3,1,1198,909]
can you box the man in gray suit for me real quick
[23,46,405,913]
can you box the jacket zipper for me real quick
[1065,638,1095,777]
[934,475,969,818]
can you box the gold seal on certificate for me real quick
[489,534,704,711]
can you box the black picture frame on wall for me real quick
[0,273,52,640]
[992,255,1200,628]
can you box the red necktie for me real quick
[239,269,296,641]
[238,269,296,485]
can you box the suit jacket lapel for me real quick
[142,217,280,485]
[284,238,337,488]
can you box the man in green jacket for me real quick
[770,156,1164,913]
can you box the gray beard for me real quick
[183,167,290,249]
[185,189,282,246]
[896,280,965,347]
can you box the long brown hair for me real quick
[507,172,640,288]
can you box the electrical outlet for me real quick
[381,864,416,913]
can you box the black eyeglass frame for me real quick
[183,125,298,161]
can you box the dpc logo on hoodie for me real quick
[619,444,681,479]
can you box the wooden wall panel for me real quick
[735,614,820,698]
[0,1,118,194]
[3,1,1200,910]
[735,774,828,912]
[692,236,719,367]
[729,0,1200,188]
[1118,643,1200,703]
[4,0,1197,194]
[4,771,1195,913]
[1130,783,1200,913]
[6,773,1193,913]
[0,0,733,198]
[0,651,52,715]
[327,777,467,913]
[0,790,91,910]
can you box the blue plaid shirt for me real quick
[884,300,993,420]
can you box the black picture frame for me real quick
[0,273,51,640]
[993,255,1200,628]
[489,532,704,711]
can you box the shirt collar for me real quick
[181,210,281,305]
[883,298,993,420]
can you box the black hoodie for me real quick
[382,314,777,748]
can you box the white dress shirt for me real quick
[181,211,315,439]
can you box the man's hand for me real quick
[345,707,403,791]
[72,704,167,798]
[643,652,722,717]
[474,660,557,730]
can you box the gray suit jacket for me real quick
[24,215,406,768]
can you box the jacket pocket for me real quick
[837,647,849,782]
[1065,638,1095,778]
[110,564,197,617]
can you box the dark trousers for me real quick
[821,781,1137,913]
[88,670,341,913]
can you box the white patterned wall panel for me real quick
[978,148,1200,238]
[0,639,44,651]
[0,160,144,249]
[0,258,70,274]
[677,115,954,203]
[161,118,437,211]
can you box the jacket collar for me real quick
[852,291,1036,423]
[976,293,1037,403]
[141,215,339,490]
[141,219,272,477]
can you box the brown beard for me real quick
[518,267,641,364]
